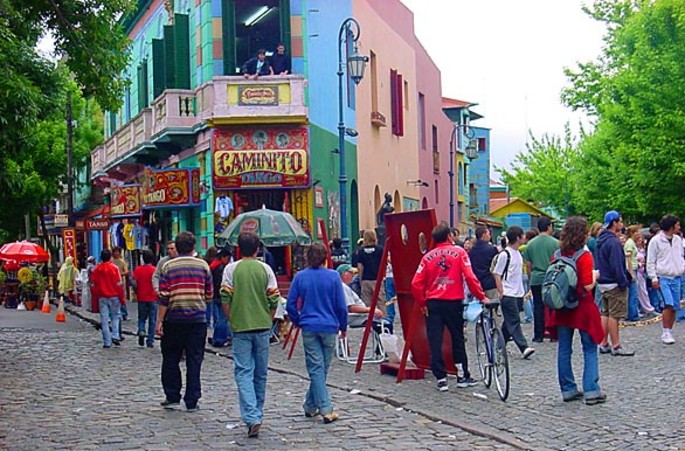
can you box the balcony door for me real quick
[222,0,291,75]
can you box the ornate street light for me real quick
[338,17,368,251]
[449,122,475,228]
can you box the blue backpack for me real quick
[542,249,586,310]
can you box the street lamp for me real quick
[448,122,475,227]
[338,17,368,251]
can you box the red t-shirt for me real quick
[133,264,157,302]
[548,251,604,344]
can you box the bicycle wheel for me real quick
[491,327,510,401]
[474,318,491,387]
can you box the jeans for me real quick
[99,297,121,346]
[531,285,545,341]
[648,284,664,312]
[302,331,336,416]
[211,300,232,344]
[385,278,396,325]
[160,322,207,408]
[120,302,129,320]
[678,276,685,321]
[500,296,529,353]
[425,300,469,380]
[626,271,640,321]
[233,330,270,426]
[137,301,158,346]
[556,326,601,400]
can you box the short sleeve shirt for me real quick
[493,248,525,297]
[524,235,560,285]
[624,238,638,270]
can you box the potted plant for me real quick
[34,272,47,309]
[18,267,37,310]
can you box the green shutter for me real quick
[222,0,236,75]
[141,59,149,107]
[109,111,117,135]
[137,62,149,110]
[164,24,176,88]
[152,39,165,99]
[279,0,291,47]
[174,14,190,89]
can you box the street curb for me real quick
[64,304,532,450]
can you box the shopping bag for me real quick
[463,300,483,323]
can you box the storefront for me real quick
[212,126,312,274]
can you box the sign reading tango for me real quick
[110,185,141,218]
[212,127,310,189]
[142,167,201,209]
[238,86,279,106]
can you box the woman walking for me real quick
[548,217,606,405]
[286,243,348,423]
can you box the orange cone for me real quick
[55,296,66,323]
[41,291,51,313]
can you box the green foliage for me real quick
[497,125,580,218]
[0,0,131,239]
[508,0,685,224]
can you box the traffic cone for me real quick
[55,296,66,323]
[41,291,51,313]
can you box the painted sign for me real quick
[191,168,201,205]
[239,218,260,235]
[238,86,279,106]
[62,228,77,262]
[110,185,141,218]
[141,167,201,209]
[212,127,310,189]
[75,220,85,229]
[54,214,69,228]
[86,219,111,231]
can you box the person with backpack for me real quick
[468,226,499,300]
[548,217,605,404]
[492,226,535,359]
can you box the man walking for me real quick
[647,214,685,344]
[89,249,125,348]
[412,224,487,391]
[524,217,559,342]
[468,226,499,300]
[132,250,157,348]
[221,233,280,438]
[208,248,232,347]
[155,232,213,411]
[152,241,178,294]
[492,226,535,359]
[596,211,634,356]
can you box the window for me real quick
[418,93,426,149]
[390,69,404,136]
[137,59,149,111]
[434,180,439,204]
[432,125,439,173]
[478,137,487,152]
[403,80,409,110]
[432,125,438,152]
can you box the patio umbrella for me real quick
[219,206,312,247]
[0,241,50,263]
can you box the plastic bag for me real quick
[380,332,411,364]
[463,300,483,323]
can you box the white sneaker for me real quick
[522,347,536,359]
[662,331,675,345]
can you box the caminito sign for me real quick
[212,127,310,189]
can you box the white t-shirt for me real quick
[493,247,525,298]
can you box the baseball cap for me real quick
[336,263,358,275]
[603,210,621,228]
[87,256,95,263]
[217,248,231,258]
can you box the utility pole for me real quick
[66,90,74,225]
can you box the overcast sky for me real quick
[400,0,606,176]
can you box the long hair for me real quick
[589,222,603,238]
[363,229,377,247]
[560,216,588,254]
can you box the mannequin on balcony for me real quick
[242,49,274,80]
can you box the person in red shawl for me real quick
[549,217,606,405]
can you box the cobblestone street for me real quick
[2,304,684,450]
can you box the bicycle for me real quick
[474,299,510,401]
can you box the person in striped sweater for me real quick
[155,231,213,412]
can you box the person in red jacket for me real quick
[133,250,158,348]
[412,223,488,391]
[90,249,125,348]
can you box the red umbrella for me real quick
[0,241,50,263]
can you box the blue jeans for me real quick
[233,330,270,426]
[626,271,640,321]
[557,326,601,400]
[302,331,336,416]
[385,278,396,325]
[99,297,121,347]
[211,300,232,344]
[648,284,663,312]
[137,302,158,346]
[678,276,685,321]
[120,302,129,320]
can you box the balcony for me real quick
[91,75,308,176]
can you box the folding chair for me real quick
[336,316,387,364]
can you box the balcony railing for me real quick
[91,75,308,175]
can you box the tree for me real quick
[497,125,581,218]
[562,0,685,222]
[0,0,132,239]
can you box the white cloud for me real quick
[400,0,605,171]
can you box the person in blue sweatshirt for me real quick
[286,243,348,424]
[595,210,634,356]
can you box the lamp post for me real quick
[448,122,475,228]
[338,17,368,252]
